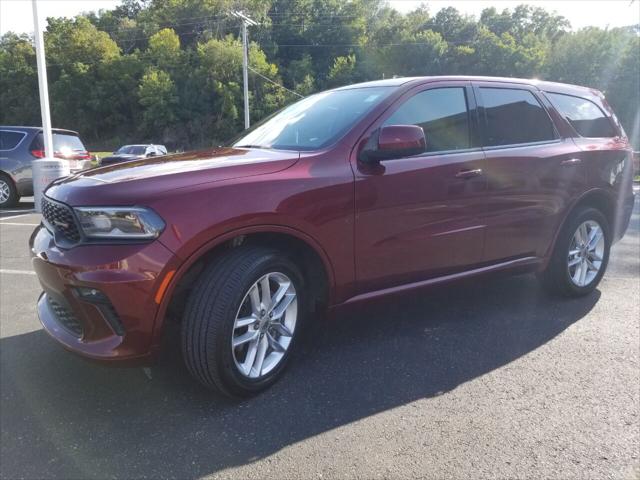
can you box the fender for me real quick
[150,223,337,350]
[540,187,616,270]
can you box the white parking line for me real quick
[0,222,39,226]
[0,213,37,221]
[0,269,36,276]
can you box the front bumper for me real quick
[30,224,178,363]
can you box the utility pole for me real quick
[231,11,257,129]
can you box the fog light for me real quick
[74,287,108,303]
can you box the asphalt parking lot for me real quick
[0,196,638,480]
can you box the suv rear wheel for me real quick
[0,174,18,208]
[181,246,304,397]
[538,206,610,297]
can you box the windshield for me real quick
[233,87,394,151]
[116,145,147,155]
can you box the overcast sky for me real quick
[1,0,638,35]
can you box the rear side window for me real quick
[383,87,471,152]
[0,131,26,150]
[480,87,556,147]
[546,92,616,138]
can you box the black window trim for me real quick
[0,129,28,152]
[542,90,618,140]
[473,83,562,151]
[376,84,480,159]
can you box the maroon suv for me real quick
[31,76,635,397]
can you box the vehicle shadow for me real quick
[0,274,600,479]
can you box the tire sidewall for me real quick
[557,207,611,295]
[213,253,305,395]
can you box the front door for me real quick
[353,82,487,294]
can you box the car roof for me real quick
[0,126,80,135]
[335,76,600,96]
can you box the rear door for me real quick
[353,81,487,293]
[473,81,587,263]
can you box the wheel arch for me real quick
[151,225,335,349]
[544,188,616,266]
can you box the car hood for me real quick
[46,147,300,206]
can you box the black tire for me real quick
[181,246,305,397]
[538,206,611,297]
[0,174,19,209]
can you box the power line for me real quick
[248,66,303,98]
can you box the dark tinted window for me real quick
[0,131,26,150]
[31,132,86,152]
[117,146,146,155]
[546,92,616,138]
[384,87,470,152]
[480,88,556,146]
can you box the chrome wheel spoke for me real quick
[568,256,582,267]
[252,335,269,376]
[260,275,272,311]
[235,315,257,329]
[242,338,260,375]
[271,293,296,319]
[233,330,258,348]
[249,285,261,315]
[266,332,285,353]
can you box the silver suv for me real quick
[0,126,91,208]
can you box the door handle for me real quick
[455,168,483,179]
[561,158,582,166]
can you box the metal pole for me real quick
[242,20,250,129]
[31,0,53,158]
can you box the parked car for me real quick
[30,76,635,397]
[99,144,167,166]
[0,127,91,208]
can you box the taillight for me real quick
[31,149,45,158]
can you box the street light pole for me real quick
[231,11,257,129]
[31,0,53,158]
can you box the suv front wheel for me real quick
[181,246,304,397]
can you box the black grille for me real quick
[41,197,81,244]
[48,296,83,337]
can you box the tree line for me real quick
[1,0,638,150]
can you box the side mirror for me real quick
[359,125,426,164]
[147,152,156,157]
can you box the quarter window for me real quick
[480,88,556,146]
[383,87,471,153]
[0,131,25,150]
[546,92,616,138]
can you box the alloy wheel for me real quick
[0,180,10,204]
[231,272,298,379]
[567,220,605,287]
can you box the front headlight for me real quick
[74,207,165,240]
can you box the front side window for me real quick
[383,87,471,153]
[480,87,556,147]
[0,130,26,150]
[233,87,394,151]
[546,92,616,138]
